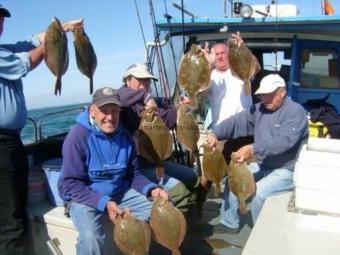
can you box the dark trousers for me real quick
[222,136,254,164]
[0,133,28,255]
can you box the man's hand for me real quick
[178,95,190,105]
[106,201,130,223]
[62,18,84,32]
[150,187,169,201]
[231,31,244,47]
[202,41,215,66]
[145,98,157,111]
[234,144,253,163]
[206,132,218,150]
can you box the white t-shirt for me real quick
[210,68,253,126]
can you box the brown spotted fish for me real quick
[228,152,255,215]
[150,198,187,255]
[114,213,151,255]
[228,39,257,96]
[178,44,211,109]
[202,144,229,196]
[44,17,69,96]
[73,26,97,94]
[138,108,173,179]
[176,104,200,165]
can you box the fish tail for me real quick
[244,80,251,96]
[214,184,221,197]
[189,96,198,109]
[90,76,93,94]
[156,166,164,180]
[171,249,182,255]
[54,76,62,96]
[239,200,247,215]
[189,151,196,166]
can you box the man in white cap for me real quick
[59,87,169,254]
[0,4,83,254]
[205,74,308,234]
[118,63,199,216]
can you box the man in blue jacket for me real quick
[0,4,83,254]
[206,74,308,233]
[58,87,168,255]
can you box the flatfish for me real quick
[176,104,200,165]
[178,44,211,109]
[228,39,257,96]
[228,152,255,215]
[44,17,69,95]
[114,213,151,255]
[202,144,228,196]
[149,198,186,255]
[73,26,97,94]
[138,108,173,180]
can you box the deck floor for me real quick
[149,188,253,255]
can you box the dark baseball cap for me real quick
[0,4,11,18]
[92,87,122,107]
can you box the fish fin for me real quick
[188,96,198,109]
[54,76,62,96]
[89,76,93,94]
[156,166,164,180]
[239,200,247,215]
[171,248,182,255]
[205,238,242,249]
[189,150,196,166]
[214,183,221,197]
[244,80,251,96]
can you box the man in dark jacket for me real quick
[58,87,168,255]
[118,63,199,213]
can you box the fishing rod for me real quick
[148,0,171,99]
[133,0,160,97]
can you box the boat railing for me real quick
[26,117,38,143]
[37,106,85,141]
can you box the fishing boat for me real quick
[25,1,340,254]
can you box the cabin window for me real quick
[262,51,291,73]
[300,49,340,89]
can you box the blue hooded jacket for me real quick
[58,110,157,212]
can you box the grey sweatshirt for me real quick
[213,97,308,171]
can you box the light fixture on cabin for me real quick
[240,4,253,18]
[220,24,228,33]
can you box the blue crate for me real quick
[42,158,64,206]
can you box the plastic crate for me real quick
[42,158,64,206]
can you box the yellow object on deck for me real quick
[308,120,328,138]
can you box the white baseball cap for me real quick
[123,63,158,81]
[255,74,285,95]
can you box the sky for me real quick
[1,0,338,109]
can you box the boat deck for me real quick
[27,186,253,255]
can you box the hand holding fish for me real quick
[234,144,254,163]
[202,41,215,66]
[62,18,84,32]
[107,201,130,223]
[230,31,244,47]
[145,98,158,111]
[206,132,218,150]
[150,187,169,201]
[178,95,190,105]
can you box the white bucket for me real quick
[28,168,47,203]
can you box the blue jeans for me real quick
[220,162,294,229]
[141,160,198,191]
[69,188,152,255]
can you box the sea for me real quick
[21,103,89,144]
